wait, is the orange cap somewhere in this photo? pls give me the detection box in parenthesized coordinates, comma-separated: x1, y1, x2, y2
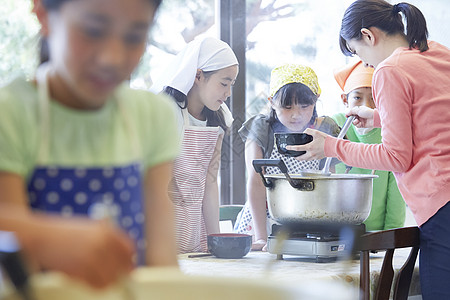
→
(333, 60, 374, 94)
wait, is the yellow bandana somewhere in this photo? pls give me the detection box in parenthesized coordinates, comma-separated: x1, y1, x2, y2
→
(269, 64, 321, 97)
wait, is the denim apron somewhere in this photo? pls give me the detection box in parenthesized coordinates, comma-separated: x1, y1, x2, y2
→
(170, 109, 221, 253)
(27, 66, 146, 265)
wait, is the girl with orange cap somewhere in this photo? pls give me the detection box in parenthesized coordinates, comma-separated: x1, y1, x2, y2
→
(332, 60, 405, 231)
(234, 64, 340, 251)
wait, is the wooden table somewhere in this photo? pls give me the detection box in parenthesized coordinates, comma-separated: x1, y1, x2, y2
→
(179, 249, 421, 299)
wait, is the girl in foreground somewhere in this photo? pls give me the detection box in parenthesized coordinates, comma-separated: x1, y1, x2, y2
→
(0, 0, 180, 286)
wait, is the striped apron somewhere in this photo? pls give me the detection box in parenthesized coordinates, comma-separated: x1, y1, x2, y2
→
(170, 109, 221, 253)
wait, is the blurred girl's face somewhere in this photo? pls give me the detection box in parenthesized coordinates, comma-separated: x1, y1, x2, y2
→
(39, 0, 156, 109)
(270, 100, 315, 132)
(195, 65, 238, 112)
(343, 87, 375, 109)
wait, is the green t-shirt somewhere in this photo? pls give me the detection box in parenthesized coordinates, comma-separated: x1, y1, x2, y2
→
(332, 113, 405, 230)
(0, 77, 180, 181)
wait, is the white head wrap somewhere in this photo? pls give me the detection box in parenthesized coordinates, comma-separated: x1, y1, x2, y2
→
(151, 36, 239, 95)
(151, 36, 239, 128)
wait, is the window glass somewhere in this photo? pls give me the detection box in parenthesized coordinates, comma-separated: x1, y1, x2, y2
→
(242, 0, 449, 117)
(0, 0, 39, 85)
(2, 0, 449, 109)
(1, 0, 449, 204)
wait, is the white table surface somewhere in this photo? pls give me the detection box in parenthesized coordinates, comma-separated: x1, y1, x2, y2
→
(179, 248, 421, 298)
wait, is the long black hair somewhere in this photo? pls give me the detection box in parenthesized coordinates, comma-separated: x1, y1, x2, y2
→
(269, 82, 318, 127)
(162, 70, 229, 131)
(339, 0, 429, 56)
(38, 0, 162, 64)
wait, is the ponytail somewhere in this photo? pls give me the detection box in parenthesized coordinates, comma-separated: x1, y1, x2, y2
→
(162, 86, 188, 109)
(339, 0, 428, 56)
(202, 107, 228, 132)
(395, 2, 428, 51)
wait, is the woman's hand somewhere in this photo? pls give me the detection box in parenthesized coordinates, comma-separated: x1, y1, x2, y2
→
(286, 128, 329, 161)
(346, 106, 374, 128)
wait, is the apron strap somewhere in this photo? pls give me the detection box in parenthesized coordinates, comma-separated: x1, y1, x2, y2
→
(35, 65, 142, 164)
(181, 108, 190, 126)
(36, 65, 51, 163)
(117, 99, 142, 159)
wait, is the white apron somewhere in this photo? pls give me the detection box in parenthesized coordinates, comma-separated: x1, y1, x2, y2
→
(170, 109, 222, 253)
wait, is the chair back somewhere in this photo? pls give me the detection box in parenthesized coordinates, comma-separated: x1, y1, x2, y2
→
(357, 226, 420, 300)
(219, 205, 244, 227)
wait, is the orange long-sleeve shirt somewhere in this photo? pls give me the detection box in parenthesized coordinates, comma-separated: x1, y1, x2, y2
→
(325, 41, 450, 226)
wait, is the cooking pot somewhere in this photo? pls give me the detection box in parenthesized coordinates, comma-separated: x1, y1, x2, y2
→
(253, 159, 377, 225)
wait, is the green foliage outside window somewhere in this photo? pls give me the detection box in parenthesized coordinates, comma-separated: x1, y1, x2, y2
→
(0, 0, 39, 85)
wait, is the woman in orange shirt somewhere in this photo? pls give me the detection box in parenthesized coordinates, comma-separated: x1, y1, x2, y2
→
(288, 1, 450, 299)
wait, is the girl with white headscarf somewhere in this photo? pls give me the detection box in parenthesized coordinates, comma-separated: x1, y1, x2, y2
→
(152, 36, 239, 253)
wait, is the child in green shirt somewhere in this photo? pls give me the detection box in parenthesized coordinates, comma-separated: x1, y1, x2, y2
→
(332, 60, 405, 230)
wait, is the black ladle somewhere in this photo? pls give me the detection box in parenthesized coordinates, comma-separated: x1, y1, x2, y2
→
(299, 115, 355, 177)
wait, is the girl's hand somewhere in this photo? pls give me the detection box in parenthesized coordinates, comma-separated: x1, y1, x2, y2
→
(286, 128, 328, 161)
(28, 217, 135, 289)
(346, 106, 374, 128)
(251, 239, 267, 251)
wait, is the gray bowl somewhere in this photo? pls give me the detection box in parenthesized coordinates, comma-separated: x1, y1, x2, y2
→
(275, 133, 313, 157)
(207, 233, 252, 259)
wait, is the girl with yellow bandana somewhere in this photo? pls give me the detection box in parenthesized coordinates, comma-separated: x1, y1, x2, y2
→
(234, 64, 340, 251)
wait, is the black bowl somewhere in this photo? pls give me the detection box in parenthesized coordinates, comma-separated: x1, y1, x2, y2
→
(207, 233, 252, 259)
(275, 133, 313, 157)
